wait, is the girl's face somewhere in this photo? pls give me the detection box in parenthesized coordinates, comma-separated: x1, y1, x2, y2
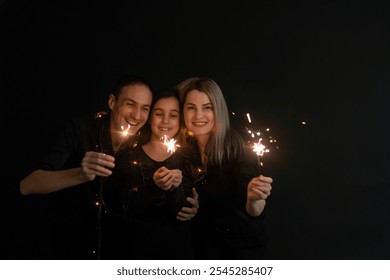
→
(150, 97, 180, 140)
(183, 90, 215, 139)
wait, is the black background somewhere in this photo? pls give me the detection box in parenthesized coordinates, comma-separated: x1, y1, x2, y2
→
(1, 0, 390, 259)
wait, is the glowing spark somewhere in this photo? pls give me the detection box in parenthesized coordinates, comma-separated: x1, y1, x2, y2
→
(253, 138, 269, 157)
(163, 135, 179, 154)
(247, 113, 252, 123)
(120, 124, 131, 136)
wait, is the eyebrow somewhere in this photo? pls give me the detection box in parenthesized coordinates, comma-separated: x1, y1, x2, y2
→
(154, 107, 180, 113)
(185, 102, 212, 107)
(124, 98, 151, 107)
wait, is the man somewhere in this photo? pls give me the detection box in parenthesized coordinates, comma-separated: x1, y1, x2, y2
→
(20, 75, 197, 259)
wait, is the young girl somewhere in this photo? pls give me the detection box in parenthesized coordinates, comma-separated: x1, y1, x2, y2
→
(104, 89, 199, 259)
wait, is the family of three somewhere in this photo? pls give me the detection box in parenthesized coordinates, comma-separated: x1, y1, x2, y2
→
(20, 74, 273, 260)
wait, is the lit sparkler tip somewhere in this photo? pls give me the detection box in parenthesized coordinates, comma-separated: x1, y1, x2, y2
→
(163, 135, 178, 154)
(121, 124, 131, 136)
(253, 138, 269, 157)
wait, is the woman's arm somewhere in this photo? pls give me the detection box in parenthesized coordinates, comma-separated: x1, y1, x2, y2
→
(245, 175, 273, 216)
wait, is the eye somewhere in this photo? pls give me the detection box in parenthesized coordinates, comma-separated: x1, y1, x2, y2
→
(170, 113, 179, 118)
(186, 105, 195, 110)
(204, 105, 213, 110)
(142, 107, 150, 112)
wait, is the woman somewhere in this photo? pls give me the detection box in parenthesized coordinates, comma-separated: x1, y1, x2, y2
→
(105, 89, 199, 259)
(177, 77, 273, 259)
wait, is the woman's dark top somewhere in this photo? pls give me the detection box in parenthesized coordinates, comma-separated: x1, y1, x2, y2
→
(190, 141, 268, 260)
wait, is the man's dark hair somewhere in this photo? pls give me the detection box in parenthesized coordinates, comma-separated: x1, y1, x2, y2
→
(111, 74, 153, 99)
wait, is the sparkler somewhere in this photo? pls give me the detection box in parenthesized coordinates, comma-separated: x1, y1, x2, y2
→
(163, 135, 180, 154)
(243, 112, 274, 174)
(115, 124, 131, 153)
(252, 137, 270, 171)
(120, 124, 131, 136)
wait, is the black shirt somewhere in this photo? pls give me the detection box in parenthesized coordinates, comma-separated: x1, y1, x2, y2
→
(29, 112, 112, 259)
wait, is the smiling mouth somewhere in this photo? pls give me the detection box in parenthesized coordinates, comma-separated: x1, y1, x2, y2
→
(158, 127, 172, 131)
(192, 122, 208, 127)
(126, 120, 140, 127)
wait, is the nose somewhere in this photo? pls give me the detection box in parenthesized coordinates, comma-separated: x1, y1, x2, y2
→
(162, 115, 169, 123)
(131, 106, 142, 120)
(195, 108, 203, 118)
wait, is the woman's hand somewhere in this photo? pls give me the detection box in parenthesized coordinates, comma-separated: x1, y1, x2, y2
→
(176, 188, 199, 221)
(246, 175, 273, 216)
(247, 175, 273, 201)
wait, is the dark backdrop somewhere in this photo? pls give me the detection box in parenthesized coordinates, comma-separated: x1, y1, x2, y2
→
(1, 0, 390, 259)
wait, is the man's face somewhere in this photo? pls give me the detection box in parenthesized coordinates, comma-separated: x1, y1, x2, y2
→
(109, 84, 153, 137)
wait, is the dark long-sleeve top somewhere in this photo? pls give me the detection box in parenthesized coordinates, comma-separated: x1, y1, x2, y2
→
(191, 143, 267, 258)
(24, 112, 113, 259)
(103, 145, 200, 230)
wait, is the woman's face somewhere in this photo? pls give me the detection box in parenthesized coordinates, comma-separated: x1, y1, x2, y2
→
(183, 90, 215, 139)
(149, 97, 180, 140)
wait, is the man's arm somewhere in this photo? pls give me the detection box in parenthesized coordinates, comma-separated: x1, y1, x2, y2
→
(20, 151, 115, 195)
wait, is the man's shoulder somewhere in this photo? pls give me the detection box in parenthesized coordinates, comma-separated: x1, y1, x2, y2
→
(66, 111, 108, 131)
